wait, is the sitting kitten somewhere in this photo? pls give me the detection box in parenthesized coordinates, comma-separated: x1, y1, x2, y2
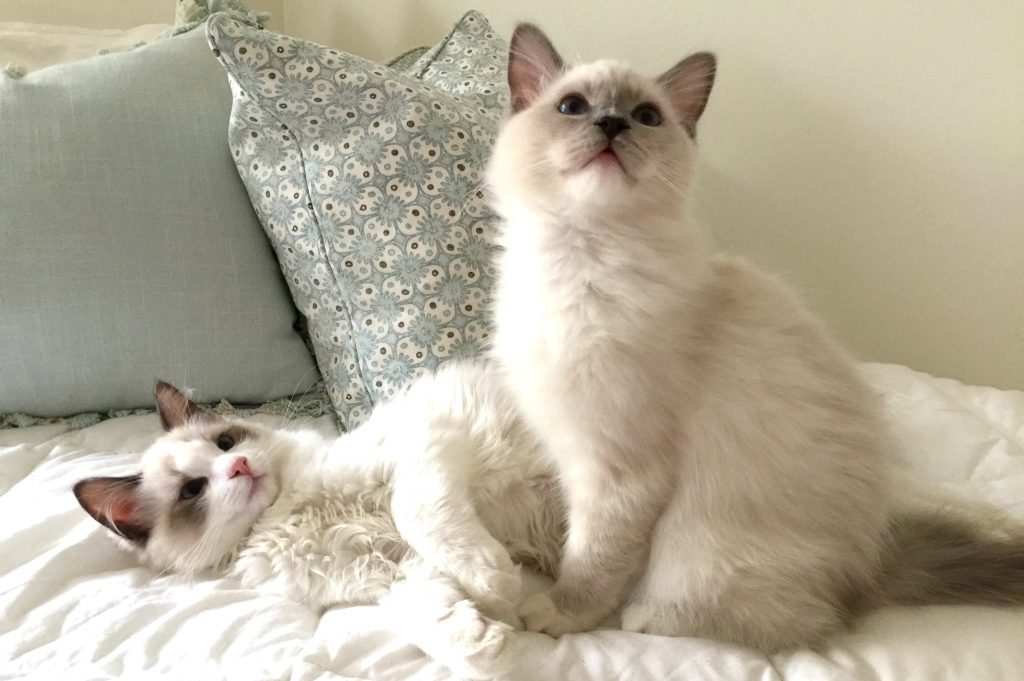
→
(488, 23, 1024, 650)
(73, 361, 562, 679)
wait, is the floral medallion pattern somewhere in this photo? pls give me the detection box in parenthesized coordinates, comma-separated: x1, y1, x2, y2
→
(207, 12, 509, 429)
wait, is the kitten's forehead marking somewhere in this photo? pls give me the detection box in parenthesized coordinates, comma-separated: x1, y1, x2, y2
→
(191, 421, 256, 445)
(165, 417, 257, 445)
(558, 60, 657, 112)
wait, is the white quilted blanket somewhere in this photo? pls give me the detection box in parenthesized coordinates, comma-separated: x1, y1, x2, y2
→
(2, 363, 1022, 680)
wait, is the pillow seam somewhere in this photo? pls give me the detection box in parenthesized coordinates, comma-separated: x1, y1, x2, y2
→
(249, 97, 373, 427)
(210, 21, 374, 428)
(411, 9, 479, 79)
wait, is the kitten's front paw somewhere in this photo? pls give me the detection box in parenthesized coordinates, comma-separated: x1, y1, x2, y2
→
(458, 547, 522, 614)
(441, 601, 519, 680)
(517, 591, 584, 637)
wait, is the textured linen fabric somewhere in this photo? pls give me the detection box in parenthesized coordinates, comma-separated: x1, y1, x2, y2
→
(207, 11, 509, 429)
(0, 24, 319, 417)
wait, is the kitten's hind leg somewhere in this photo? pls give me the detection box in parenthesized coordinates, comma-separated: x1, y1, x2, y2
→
(621, 527, 843, 652)
(381, 560, 519, 680)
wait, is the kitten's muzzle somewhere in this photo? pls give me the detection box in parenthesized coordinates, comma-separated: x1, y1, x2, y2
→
(595, 115, 630, 140)
(228, 456, 252, 479)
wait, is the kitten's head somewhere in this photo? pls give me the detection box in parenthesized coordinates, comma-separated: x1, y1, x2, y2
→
(73, 382, 284, 574)
(488, 23, 715, 221)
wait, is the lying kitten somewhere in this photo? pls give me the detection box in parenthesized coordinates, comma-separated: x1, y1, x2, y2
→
(488, 23, 1024, 650)
(73, 361, 562, 679)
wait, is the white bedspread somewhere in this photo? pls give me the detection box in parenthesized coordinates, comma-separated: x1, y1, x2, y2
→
(2, 363, 1023, 680)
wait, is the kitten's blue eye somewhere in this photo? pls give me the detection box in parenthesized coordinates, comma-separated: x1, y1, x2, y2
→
(558, 95, 590, 116)
(632, 104, 662, 127)
(180, 477, 206, 500)
(216, 434, 235, 451)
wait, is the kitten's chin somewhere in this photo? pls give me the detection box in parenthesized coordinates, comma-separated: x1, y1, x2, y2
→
(562, 158, 635, 208)
(247, 476, 279, 515)
(230, 474, 278, 527)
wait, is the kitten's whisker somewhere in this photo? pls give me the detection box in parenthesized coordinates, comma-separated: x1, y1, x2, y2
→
(282, 365, 321, 426)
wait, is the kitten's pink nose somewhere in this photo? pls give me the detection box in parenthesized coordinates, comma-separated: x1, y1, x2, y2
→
(228, 456, 251, 479)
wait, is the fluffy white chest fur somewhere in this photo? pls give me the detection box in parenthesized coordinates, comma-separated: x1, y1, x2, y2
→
(231, 475, 406, 607)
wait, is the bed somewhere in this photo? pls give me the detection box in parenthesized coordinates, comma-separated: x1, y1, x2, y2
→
(3, 362, 1023, 680)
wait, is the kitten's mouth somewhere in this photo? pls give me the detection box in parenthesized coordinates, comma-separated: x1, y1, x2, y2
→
(590, 146, 626, 173)
(246, 474, 265, 501)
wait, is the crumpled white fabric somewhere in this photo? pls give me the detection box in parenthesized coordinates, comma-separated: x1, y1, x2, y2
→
(1, 363, 1022, 680)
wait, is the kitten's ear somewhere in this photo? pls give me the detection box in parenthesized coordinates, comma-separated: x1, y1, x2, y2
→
(657, 52, 716, 137)
(508, 23, 564, 112)
(154, 380, 204, 431)
(73, 475, 151, 544)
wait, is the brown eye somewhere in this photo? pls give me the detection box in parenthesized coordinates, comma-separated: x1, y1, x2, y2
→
(216, 434, 235, 452)
(180, 477, 206, 500)
(557, 95, 590, 116)
(631, 104, 662, 127)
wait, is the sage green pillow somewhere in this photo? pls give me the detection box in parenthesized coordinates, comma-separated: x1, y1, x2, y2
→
(0, 24, 318, 417)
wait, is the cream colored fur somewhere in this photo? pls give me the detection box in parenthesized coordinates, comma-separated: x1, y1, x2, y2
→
(487, 24, 1024, 651)
(76, 362, 562, 679)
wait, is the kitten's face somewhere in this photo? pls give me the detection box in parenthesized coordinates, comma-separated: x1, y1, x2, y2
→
(135, 418, 282, 572)
(488, 24, 715, 223)
(74, 383, 285, 574)
(492, 60, 693, 216)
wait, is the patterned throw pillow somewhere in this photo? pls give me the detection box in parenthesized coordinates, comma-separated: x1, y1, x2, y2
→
(405, 11, 508, 109)
(207, 12, 510, 429)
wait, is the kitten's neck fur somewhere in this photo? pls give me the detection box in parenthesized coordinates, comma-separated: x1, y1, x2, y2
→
(276, 425, 395, 497)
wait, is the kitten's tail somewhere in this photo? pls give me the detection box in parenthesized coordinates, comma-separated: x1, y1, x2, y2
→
(869, 510, 1024, 611)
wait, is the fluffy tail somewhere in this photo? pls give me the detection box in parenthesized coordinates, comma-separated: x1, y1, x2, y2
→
(874, 510, 1024, 609)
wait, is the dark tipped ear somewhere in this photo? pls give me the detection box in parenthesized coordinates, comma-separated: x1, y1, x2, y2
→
(73, 475, 151, 544)
(656, 52, 716, 137)
(508, 23, 564, 112)
(154, 380, 203, 431)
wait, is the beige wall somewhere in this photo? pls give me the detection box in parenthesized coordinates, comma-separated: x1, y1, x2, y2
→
(4, 1, 1022, 389)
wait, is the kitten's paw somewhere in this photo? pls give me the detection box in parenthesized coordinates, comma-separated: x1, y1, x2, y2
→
(458, 548, 522, 613)
(440, 600, 519, 680)
(517, 591, 584, 637)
